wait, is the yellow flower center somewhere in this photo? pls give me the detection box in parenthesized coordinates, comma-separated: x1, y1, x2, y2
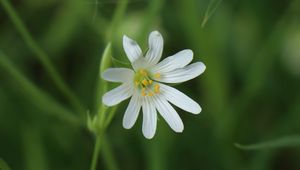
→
(134, 69, 160, 97)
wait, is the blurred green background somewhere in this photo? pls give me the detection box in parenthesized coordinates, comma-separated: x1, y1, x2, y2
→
(1, 0, 300, 169)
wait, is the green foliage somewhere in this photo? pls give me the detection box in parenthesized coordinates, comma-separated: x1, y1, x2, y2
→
(235, 136, 300, 150)
(0, 159, 11, 170)
(1, 0, 300, 169)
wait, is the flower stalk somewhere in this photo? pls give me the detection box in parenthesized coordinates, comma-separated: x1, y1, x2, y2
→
(89, 43, 118, 170)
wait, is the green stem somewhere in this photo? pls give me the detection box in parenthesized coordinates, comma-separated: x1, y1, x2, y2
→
(104, 107, 117, 128)
(0, 0, 85, 117)
(0, 52, 82, 126)
(90, 134, 103, 170)
(89, 0, 129, 169)
(0, 158, 11, 170)
(22, 124, 48, 170)
(102, 136, 118, 170)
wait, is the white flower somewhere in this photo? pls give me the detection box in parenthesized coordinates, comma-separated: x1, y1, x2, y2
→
(102, 31, 206, 139)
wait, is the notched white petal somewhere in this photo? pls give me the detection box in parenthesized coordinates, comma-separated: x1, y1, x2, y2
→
(102, 83, 133, 106)
(123, 35, 143, 63)
(102, 68, 134, 83)
(151, 49, 193, 73)
(123, 93, 141, 129)
(156, 62, 206, 83)
(145, 31, 164, 66)
(160, 84, 201, 114)
(142, 97, 157, 139)
(154, 96, 184, 133)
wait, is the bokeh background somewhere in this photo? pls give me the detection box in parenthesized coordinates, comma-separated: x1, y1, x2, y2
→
(1, 0, 300, 169)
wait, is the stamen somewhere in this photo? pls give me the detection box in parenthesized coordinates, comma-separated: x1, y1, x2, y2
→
(142, 79, 149, 86)
(154, 73, 161, 79)
(154, 84, 160, 93)
(139, 69, 147, 76)
(135, 69, 159, 97)
(148, 92, 154, 96)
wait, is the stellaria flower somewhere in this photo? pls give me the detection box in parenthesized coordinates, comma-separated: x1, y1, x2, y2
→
(102, 31, 206, 139)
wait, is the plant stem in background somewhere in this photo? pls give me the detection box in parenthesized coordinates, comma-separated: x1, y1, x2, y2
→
(235, 135, 300, 150)
(0, 0, 85, 118)
(105, 0, 128, 42)
(90, 0, 129, 168)
(90, 134, 103, 170)
(102, 136, 118, 170)
(201, 0, 223, 28)
(89, 41, 118, 169)
(0, 52, 82, 126)
(22, 124, 48, 170)
(0, 159, 11, 170)
(104, 107, 117, 128)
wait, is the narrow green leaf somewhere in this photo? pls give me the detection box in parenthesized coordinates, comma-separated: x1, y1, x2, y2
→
(98, 43, 113, 126)
(0, 0, 85, 116)
(111, 56, 131, 67)
(235, 135, 300, 150)
(90, 43, 114, 133)
(201, 0, 223, 28)
(95, 43, 112, 111)
(0, 52, 82, 126)
(0, 159, 11, 170)
(104, 106, 118, 128)
(100, 43, 112, 73)
(22, 125, 48, 170)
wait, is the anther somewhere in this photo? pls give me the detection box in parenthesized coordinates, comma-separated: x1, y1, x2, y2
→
(139, 69, 147, 76)
(141, 92, 147, 96)
(154, 73, 161, 79)
(142, 79, 149, 86)
(148, 92, 154, 97)
(154, 84, 160, 93)
(148, 80, 153, 84)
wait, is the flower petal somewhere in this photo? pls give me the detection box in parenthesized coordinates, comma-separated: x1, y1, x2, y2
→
(123, 93, 142, 129)
(142, 97, 157, 139)
(102, 68, 134, 83)
(153, 96, 184, 133)
(159, 84, 201, 114)
(155, 62, 206, 83)
(102, 82, 133, 106)
(145, 31, 164, 66)
(151, 49, 193, 73)
(123, 35, 143, 63)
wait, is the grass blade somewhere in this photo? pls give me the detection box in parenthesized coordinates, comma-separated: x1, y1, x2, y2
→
(0, 52, 82, 126)
(235, 136, 300, 150)
(201, 0, 223, 28)
(0, 159, 11, 170)
(0, 0, 85, 116)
